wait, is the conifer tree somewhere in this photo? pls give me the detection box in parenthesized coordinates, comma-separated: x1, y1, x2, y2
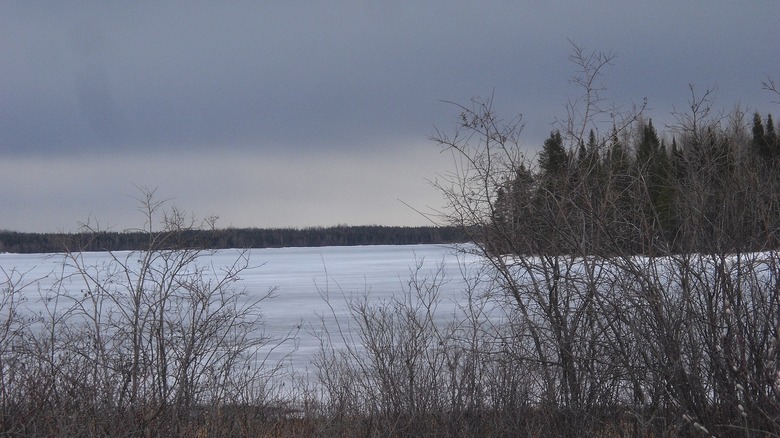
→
(766, 114, 777, 159)
(752, 112, 770, 161)
(577, 139, 587, 165)
(607, 126, 630, 175)
(752, 112, 765, 141)
(491, 163, 536, 254)
(633, 119, 674, 247)
(539, 130, 567, 177)
(587, 129, 598, 156)
(652, 138, 675, 241)
(579, 129, 600, 173)
(636, 119, 660, 168)
(604, 125, 634, 251)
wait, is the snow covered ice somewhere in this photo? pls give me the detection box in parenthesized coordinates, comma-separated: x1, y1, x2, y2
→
(0, 244, 483, 372)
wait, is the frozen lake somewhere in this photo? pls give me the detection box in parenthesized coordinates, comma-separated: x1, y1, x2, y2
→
(0, 244, 485, 373)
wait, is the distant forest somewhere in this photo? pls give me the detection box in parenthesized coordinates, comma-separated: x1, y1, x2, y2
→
(0, 225, 468, 254)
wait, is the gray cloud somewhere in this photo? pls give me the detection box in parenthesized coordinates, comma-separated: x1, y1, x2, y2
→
(1, 1, 778, 232)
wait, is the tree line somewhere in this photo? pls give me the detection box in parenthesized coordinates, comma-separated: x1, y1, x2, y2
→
(488, 110, 779, 256)
(0, 225, 467, 254)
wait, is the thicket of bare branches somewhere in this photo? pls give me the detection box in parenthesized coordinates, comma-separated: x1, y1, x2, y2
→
(423, 44, 780, 436)
(0, 189, 295, 436)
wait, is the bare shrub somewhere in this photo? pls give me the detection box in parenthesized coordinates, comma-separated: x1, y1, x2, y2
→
(312, 252, 563, 436)
(0, 189, 292, 436)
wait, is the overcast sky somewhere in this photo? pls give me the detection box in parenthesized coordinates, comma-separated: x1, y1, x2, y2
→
(1, 1, 778, 233)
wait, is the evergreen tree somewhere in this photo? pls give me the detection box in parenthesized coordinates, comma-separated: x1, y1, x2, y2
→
(607, 126, 628, 171)
(752, 112, 765, 143)
(766, 114, 777, 158)
(628, 119, 675, 250)
(493, 187, 509, 229)
(652, 138, 675, 242)
(752, 112, 772, 162)
(636, 119, 660, 168)
(604, 126, 635, 251)
(490, 163, 535, 254)
(587, 129, 598, 157)
(578, 129, 600, 173)
(539, 130, 567, 177)
(577, 139, 587, 165)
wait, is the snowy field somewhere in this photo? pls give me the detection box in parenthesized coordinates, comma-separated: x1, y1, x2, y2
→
(0, 244, 484, 373)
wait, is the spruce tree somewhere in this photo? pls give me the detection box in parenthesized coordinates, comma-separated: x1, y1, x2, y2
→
(587, 129, 598, 156)
(653, 138, 675, 242)
(606, 125, 633, 251)
(491, 163, 536, 255)
(636, 119, 660, 168)
(766, 114, 777, 160)
(539, 130, 567, 177)
(577, 139, 587, 166)
(752, 112, 770, 161)
(632, 119, 674, 250)
(579, 129, 600, 172)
